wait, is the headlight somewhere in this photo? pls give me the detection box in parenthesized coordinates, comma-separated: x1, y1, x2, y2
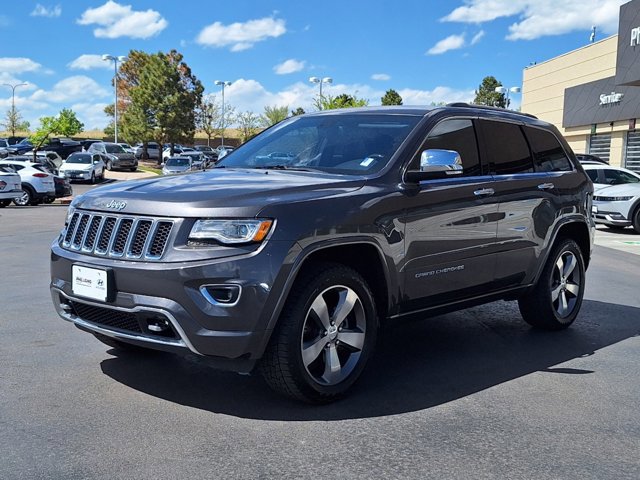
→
(593, 196, 634, 201)
(189, 219, 273, 244)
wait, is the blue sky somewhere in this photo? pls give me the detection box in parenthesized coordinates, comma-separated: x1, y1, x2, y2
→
(0, 0, 628, 129)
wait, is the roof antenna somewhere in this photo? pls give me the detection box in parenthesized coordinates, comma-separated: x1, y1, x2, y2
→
(590, 25, 596, 43)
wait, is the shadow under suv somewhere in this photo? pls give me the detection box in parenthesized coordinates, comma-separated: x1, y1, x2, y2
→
(50, 105, 595, 403)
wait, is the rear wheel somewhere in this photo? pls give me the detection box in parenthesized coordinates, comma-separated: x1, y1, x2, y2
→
(13, 185, 36, 206)
(518, 238, 586, 330)
(260, 263, 377, 403)
(0, 199, 10, 207)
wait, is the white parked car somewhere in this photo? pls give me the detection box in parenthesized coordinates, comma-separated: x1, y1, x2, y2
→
(162, 146, 194, 161)
(23, 150, 64, 172)
(0, 158, 55, 206)
(0, 164, 22, 207)
(59, 152, 105, 184)
(583, 164, 640, 232)
(134, 142, 161, 160)
(118, 143, 134, 154)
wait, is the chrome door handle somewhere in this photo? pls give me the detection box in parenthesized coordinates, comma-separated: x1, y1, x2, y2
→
(538, 183, 555, 190)
(473, 188, 495, 197)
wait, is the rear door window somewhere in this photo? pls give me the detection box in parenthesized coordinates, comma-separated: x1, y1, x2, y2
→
(478, 120, 533, 175)
(585, 169, 599, 183)
(524, 127, 572, 172)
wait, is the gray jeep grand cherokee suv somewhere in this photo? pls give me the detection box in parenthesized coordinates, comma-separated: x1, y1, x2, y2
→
(51, 105, 594, 403)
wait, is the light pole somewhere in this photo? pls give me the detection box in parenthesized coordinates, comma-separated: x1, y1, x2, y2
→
(309, 76, 333, 98)
(2, 82, 28, 136)
(494, 86, 521, 109)
(214, 80, 232, 148)
(102, 54, 127, 143)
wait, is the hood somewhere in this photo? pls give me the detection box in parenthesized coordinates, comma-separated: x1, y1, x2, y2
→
(73, 168, 365, 217)
(593, 183, 640, 197)
(111, 152, 135, 160)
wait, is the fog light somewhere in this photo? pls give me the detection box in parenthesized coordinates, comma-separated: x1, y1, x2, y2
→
(200, 284, 241, 306)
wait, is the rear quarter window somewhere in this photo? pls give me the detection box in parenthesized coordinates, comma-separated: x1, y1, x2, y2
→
(524, 126, 572, 172)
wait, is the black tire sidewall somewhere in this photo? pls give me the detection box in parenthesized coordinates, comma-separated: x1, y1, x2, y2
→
(281, 266, 377, 400)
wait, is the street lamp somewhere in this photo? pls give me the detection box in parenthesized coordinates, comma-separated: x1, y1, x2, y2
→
(214, 80, 232, 148)
(494, 86, 521, 109)
(2, 82, 28, 136)
(102, 54, 127, 143)
(309, 76, 333, 98)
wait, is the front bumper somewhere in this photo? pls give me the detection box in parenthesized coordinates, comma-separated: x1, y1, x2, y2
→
(50, 238, 295, 370)
(593, 209, 631, 226)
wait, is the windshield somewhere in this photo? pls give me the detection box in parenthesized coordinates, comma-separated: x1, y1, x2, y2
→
(218, 113, 420, 174)
(166, 157, 190, 167)
(66, 154, 92, 164)
(105, 144, 125, 153)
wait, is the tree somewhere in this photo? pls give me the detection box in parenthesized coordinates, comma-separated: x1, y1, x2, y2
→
(195, 95, 221, 146)
(261, 105, 288, 127)
(381, 89, 403, 106)
(314, 93, 369, 110)
(2, 106, 30, 136)
(473, 76, 507, 108)
(126, 50, 204, 161)
(236, 111, 261, 143)
(29, 108, 84, 161)
(291, 107, 306, 116)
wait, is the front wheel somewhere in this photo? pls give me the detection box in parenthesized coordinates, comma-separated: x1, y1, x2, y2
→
(260, 263, 378, 403)
(518, 238, 586, 330)
(632, 208, 640, 234)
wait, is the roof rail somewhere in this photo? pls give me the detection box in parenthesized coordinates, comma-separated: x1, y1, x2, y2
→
(445, 102, 538, 119)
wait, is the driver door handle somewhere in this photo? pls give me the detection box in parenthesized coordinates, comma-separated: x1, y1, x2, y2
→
(538, 183, 555, 190)
(473, 188, 495, 197)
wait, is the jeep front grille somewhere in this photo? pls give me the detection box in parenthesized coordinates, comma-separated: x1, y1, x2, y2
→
(63, 211, 174, 260)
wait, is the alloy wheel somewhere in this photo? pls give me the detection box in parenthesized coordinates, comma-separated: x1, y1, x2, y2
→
(300, 285, 367, 386)
(551, 250, 582, 318)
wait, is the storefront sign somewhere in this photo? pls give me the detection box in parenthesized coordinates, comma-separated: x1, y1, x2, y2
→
(600, 92, 624, 105)
(631, 26, 640, 46)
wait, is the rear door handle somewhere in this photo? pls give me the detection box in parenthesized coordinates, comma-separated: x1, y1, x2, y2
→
(473, 188, 495, 197)
(538, 183, 555, 190)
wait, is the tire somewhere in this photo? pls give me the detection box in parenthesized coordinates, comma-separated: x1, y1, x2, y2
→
(518, 238, 586, 330)
(129, 167, 137, 172)
(260, 263, 378, 403)
(632, 208, 640, 234)
(13, 185, 36, 206)
(43, 197, 55, 204)
(90, 172, 96, 184)
(92, 333, 151, 353)
(0, 199, 10, 207)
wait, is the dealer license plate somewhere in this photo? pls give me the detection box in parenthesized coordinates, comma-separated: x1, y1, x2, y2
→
(72, 265, 108, 301)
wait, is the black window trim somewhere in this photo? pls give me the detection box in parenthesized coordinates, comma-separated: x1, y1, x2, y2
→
(402, 114, 487, 185)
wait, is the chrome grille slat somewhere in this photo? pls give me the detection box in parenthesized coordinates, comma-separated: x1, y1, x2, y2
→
(61, 210, 174, 261)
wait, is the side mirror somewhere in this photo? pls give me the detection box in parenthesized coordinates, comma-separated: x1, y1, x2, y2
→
(406, 149, 463, 182)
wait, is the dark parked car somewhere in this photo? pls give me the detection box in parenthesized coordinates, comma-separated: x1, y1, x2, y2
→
(6, 138, 33, 155)
(51, 105, 594, 403)
(87, 142, 138, 171)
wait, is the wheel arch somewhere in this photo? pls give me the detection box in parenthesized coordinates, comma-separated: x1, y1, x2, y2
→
(260, 239, 395, 355)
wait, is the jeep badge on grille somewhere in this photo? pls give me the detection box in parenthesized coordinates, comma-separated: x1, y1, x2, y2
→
(105, 200, 127, 211)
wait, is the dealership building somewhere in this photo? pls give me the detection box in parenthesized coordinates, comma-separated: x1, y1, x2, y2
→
(521, 0, 640, 172)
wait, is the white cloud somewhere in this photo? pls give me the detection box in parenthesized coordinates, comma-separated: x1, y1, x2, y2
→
(30, 75, 109, 103)
(196, 17, 286, 51)
(221, 78, 474, 116)
(274, 59, 305, 75)
(77, 0, 168, 39)
(471, 30, 485, 45)
(0, 57, 43, 74)
(68, 54, 113, 71)
(371, 73, 391, 81)
(71, 102, 110, 129)
(427, 34, 466, 55)
(442, 0, 625, 40)
(31, 4, 62, 18)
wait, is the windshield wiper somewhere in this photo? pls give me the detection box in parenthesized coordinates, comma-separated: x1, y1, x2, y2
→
(252, 165, 318, 172)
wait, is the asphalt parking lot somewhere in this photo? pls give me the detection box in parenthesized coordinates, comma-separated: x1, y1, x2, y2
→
(1, 180, 639, 479)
